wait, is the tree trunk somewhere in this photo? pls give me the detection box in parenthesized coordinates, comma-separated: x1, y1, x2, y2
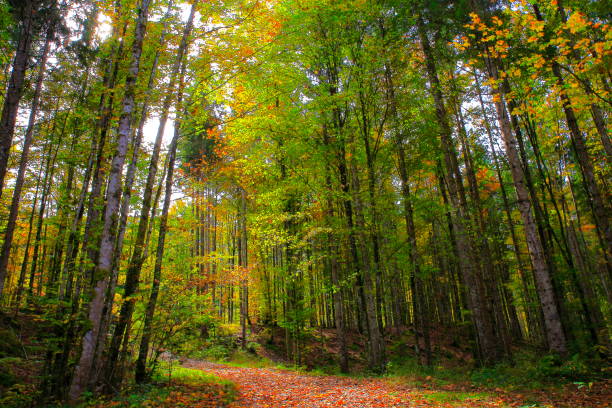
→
(384, 58, 431, 364)
(396, 142, 431, 365)
(0, 0, 35, 197)
(322, 124, 349, 373)
(453, 95, 513, 355)
(12, 155, 44, 310)
(69, 0, 152, 401)
(104, 2, 194, 385)
(28, 138, 60, 295)
(135, 96, 182, 384)
(484, 55, 568, 355)
(239, 187, 248, 350)
(417, 16, 500, 364)
(0, 26, 52, 297)
(472, 69, 541, 342)
(350, 158, 386, 373)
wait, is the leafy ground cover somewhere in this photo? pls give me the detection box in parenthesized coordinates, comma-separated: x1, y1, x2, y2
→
(182, 358, 611, 408)
(2, 312, 609, 408)
(84, 366, 236, 408)
(166, 323, 610, 408)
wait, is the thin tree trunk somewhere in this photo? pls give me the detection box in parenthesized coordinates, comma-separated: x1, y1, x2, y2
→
(0, 0, 35, 197)
(12, 155, 44, 310)
(135, 96, 183, 384)
(0, 26, 52, 297)
(239, 187, 248, 350)
(69, 0, 152, 400)
(384, 59, 431, 364)
(350, 158, 386, 372)
(453, 96, 513, 355)
(104, 1, 190, 385)
(417, 16, 500, 364)
(484, 55, 568, 355)
(355, 87, 385, 333)
(322, 124, 349, 373)
(28, 139, 60, 295)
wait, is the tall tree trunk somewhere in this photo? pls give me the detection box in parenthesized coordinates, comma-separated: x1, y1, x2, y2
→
(350, 158, 386, 373)
(82, 23, 129, 284)
(239, 187, 248, 350)
(12, 155, 44, 310)
(0, 26, 52, 297)
(28, 137, 60, 295)
(356, 88, 385, 333)
(384, 59, 431, 364)
(0, 0, 35, 197)
(135, 96, 183, 384)
(69, 0, 152, 400)
(533, 5, 611, 273)
(396, 142, 431, 366)
(104, 2, 194, 385)
(417, 16, 500, 364)
(484, 56, 568, 355)
(322, 124, 349, 373)
(453, 95, 513, 354)
(473, 69, 541, 342)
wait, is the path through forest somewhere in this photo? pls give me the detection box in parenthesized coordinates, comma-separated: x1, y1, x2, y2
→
(183, 359, 514, 408)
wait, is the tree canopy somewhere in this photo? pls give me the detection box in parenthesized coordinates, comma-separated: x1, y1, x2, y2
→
(0, 0, 609, 405)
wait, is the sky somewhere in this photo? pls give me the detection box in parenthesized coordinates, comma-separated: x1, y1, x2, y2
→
(143, 117, 176, 150)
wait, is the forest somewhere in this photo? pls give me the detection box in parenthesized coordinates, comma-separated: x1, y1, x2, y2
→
(0, 0, 610, 407)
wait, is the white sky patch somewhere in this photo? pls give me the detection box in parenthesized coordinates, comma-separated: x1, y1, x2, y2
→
(178, 2, 194, 21)
(141, 1, 194, 148)
(96, 12, 112, 42)
(142, 116, 175, 148)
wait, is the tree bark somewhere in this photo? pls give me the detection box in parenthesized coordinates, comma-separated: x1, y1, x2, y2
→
(472, 69, 541, 342)
(350, 158, 386, 372)
(533, 5, 611, 274)
(69, 0, 152, 401)
(0, 0, 35, 198)
(417, 16, 500, 364)
(135, 96, 182, 384)
(28, 133, 60, 295)
(104, 2, 192, 385)
(12, 153, 44, 310)
(322, 124, 349, 373)
(484, 56, 568, 355)
(0, 25, 52, 297)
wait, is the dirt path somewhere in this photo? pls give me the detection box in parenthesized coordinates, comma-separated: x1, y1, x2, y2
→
(182, 359, 513, 408)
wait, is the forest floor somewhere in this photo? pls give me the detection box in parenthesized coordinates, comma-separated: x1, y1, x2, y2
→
(1, 313, 610, 408)
(182, 358, 611, 408)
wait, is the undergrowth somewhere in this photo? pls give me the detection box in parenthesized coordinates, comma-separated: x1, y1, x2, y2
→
(79, 365, 236, 408)
(385, 350, 608, 392)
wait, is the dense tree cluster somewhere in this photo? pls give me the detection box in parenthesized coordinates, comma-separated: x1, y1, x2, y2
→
(0, 0, 609, 403)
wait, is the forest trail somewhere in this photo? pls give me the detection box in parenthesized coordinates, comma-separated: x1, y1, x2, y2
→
(183, 359, 509, 408)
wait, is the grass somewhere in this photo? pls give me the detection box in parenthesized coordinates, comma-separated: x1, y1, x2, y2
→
(378, 351, 611, 408)
(221, 350, 348, 377)
(420, 390, 493, 404)
(76, 364, 237, 408)
(155, 364, 235, 389)
(197, 347, 341, 379)
(383, 349, 605, 391)
(416, 391, 554, 408)
(222, 349, 278, 369)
